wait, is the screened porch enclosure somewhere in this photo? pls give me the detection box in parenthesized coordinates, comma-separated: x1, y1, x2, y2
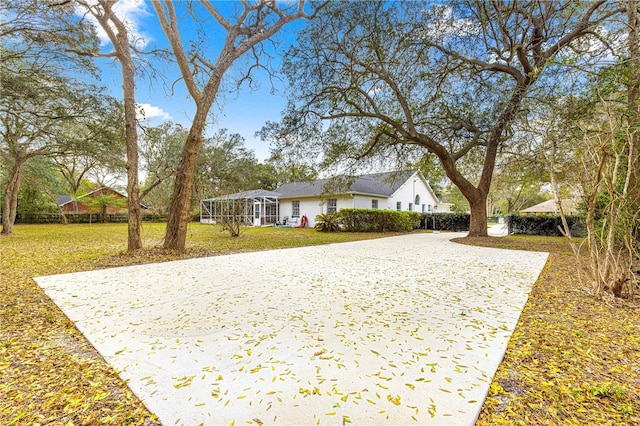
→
(200, 190, 280, 227)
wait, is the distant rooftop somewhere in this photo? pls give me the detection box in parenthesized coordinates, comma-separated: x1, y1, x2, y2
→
(520, 199, 578, 215)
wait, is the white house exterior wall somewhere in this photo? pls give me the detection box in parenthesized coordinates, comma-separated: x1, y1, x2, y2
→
(352, 195, 385, 209)
(436, 201, 452, 212)
(299, 199, 323, 226)
(278, 173, 450, 227)
(385, 172, 441, 212)
(334, 197, 354, 214)
(279, 198, 323, 225)
(279, 196, 353, 227)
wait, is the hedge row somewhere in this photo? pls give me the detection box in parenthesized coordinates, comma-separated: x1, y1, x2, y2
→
(332, 208, 420, 232)
(13, 213, 168, 224)
(419, 212, 470, 231)
(507, 214, 585, 237)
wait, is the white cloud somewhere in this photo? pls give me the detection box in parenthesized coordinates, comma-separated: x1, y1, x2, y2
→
(561, 25, 628, 64)
(136, 103, 171, 120)
(420, 4, 481, 41)
(76, 0, 151, 49)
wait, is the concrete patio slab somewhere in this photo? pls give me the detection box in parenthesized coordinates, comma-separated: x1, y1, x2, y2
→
(488, 223, 509, 237)
(35, 232, 547, 425)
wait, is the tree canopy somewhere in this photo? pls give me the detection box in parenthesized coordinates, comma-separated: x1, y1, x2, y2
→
(271, 0, 626, 236)
(1, 56, 120, 233)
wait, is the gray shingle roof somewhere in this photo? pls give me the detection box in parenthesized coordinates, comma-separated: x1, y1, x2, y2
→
(275, 170, 416, 198)
(58, 195, 72, 206)
(520, 199, 578, 215)
(203, 189, 281, 201)
(58, 188, 152, 208)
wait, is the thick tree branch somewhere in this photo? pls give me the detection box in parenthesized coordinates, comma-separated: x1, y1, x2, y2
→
(151, 0, 202, 102)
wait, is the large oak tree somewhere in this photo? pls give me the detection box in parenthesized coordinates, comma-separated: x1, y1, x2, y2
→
(1, 0, 99, 233)
(0, 63, 118, 233)
(274, 1, 624, 236)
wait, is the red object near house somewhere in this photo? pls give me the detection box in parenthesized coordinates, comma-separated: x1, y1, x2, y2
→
(296, 215, 308, 228)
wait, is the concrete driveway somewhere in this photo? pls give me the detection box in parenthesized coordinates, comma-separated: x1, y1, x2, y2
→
(35, 232, 547, 425)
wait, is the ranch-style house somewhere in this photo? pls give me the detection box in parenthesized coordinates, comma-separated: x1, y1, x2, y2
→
(200, 170, 451, 228)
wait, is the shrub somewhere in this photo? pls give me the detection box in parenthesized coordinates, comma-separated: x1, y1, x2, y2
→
(337, 209, 420, 232)
(507, 214, 585, 237)
(314, 213, 341, 232)
(420, 212, 470, 231)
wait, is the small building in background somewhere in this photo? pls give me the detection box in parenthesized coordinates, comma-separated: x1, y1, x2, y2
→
(519, 199, 579, 216)
(58, 187, 129, 215)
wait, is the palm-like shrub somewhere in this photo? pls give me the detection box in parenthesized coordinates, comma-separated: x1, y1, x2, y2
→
(314, 213, 341, 232)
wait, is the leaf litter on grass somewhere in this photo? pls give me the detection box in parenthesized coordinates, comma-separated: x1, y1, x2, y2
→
(455, 235, 640, 425)
(6, 224, 634, 424)
(0, 223, 392, 424)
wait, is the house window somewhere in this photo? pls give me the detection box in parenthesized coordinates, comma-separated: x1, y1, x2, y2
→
(422, 204, 426, 212)
(415, 194, 420, 205)
(409, 203, 413, 211)
(292, 200, 300, 217)
(371, 199, 378, 209)
(396, 201, 401, 211)
(427, 204, 432, 212)
(327, 198, 337, 215)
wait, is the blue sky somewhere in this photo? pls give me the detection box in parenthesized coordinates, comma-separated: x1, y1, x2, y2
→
(85, 1, 306, 162)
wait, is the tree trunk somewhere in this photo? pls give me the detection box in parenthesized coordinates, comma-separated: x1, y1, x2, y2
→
(120, 29, 142, 250)
(163, 113, 207, 250)
(124, 96, 142, 249)
(627, 0, 640, 224)
(1, 161, 22, 235)
(84, 1, 143, 250)
(44, 189, 68, 224)
(546, 139, 573, 240)
(468, 196, 489, 237)
(163, 71, 220, 251)
(448, 177, 489, 237)
(433, 145, 490, 237)
(152, 0, 316, 251)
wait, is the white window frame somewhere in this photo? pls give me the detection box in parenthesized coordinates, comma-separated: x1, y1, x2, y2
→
(371, 199, 378, 209)
(327, 198, 337, 215)
(292, 200, 300, 217)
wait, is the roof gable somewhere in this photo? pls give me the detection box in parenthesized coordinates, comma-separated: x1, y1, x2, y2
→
(57, 187, 127, 206)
